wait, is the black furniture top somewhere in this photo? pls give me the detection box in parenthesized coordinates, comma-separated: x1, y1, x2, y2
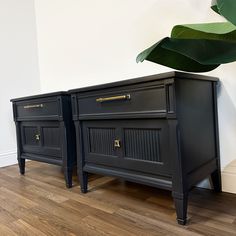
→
(11, 91, 68, 102)
(69, 71, 218, 93)
(69, 71, 221, 225)
(11, 91, 76, 188)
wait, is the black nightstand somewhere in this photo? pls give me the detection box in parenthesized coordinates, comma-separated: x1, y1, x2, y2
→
(70, 71, 221, 224)
(11, 92, 76, 188)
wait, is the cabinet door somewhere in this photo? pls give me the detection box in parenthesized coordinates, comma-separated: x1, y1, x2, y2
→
(21, 121, 62, 159)
(40, 121, 62, 158)
(82, 120, 120, 164)
(121, 120, 170, 176)
(82, 119, 171, 176)
(21, 122, 41, 154)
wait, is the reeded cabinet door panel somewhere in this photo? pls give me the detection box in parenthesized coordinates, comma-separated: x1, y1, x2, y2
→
(82, 119, 171, 176)
(120, 120, 170, 176)
(88, 127, 116, 156)
(123, 128, 161, 163)
(82, 121, 120, 164)
(40, 122, 62, 158)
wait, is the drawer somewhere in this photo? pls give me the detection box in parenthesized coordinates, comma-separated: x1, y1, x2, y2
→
(20, 121, 62, 159)
(76, 83, 169, 119)
(15, 97, 60, 120)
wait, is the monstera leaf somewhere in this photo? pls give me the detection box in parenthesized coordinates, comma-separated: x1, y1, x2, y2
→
(137, 0, 236, 72)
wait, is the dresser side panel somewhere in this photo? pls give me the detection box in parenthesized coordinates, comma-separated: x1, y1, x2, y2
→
(175, 78, 217, 174)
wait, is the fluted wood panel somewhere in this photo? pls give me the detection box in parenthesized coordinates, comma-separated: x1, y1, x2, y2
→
(42, 126, 60, 148)
(124, 128, 161, 162)
(23, 126, 38, 146)
(89, 128, 116, 156)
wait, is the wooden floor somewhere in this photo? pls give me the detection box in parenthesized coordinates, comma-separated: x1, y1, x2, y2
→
(0, 162, 236, 236)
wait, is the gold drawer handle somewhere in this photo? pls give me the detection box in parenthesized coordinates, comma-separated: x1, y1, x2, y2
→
(35, 134, 40, 141)
(96, 94, 131, 103)
(114, 139, 121, 148)
(24, 104, 44, 109)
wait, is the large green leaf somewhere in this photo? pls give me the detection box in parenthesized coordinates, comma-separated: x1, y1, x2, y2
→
(137, 34, 236, 71)
(211, 0, 236, 26)
(136, 38, 219, 72)
(171, 22, 236, 41)
(161, 37, 236, 64)
(137, 0, 236, 72)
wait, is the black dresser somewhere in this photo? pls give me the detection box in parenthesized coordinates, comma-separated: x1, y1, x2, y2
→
(11, 92, 76, 188)
(70, 71, 221, 225)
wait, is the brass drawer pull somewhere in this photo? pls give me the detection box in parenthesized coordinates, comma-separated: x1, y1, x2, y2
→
(114, 139, 121, 148)
(23, 104, 44, 109)
(35, 134, 40, 141)
(96, 94, 131, 103)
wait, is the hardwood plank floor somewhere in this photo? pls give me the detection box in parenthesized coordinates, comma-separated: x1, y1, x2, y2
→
(0, 161, 236, 236)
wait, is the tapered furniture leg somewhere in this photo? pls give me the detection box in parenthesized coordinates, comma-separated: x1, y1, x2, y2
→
(173, 192, 188, 225)
(74, 120, 88, 193)
(79, 171, 88, 193)
(65, 168, 73, 188)
(18, 158, 25, 175)
(211, 169, 222, 192)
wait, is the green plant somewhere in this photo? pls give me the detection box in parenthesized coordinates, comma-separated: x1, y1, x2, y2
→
(136, 0, 236, 72)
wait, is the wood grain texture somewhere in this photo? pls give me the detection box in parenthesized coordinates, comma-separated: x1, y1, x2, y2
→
(0, 161, 235, 235)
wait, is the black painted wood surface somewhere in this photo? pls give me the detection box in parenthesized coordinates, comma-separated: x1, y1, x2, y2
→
(11, 93, 76, 188)
(69, 71, 221, 225)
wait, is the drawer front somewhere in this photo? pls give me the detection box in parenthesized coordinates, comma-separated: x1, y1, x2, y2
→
(15, 98, 60, 120)
(77, 83, 168, 119)
(20, 121, 62, 159)
(82, 120, 171, 176)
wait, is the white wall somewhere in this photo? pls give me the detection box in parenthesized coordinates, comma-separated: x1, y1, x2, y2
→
(0, 0, 40, 166)
(34, 0, 225, 90)
(35, 0, 236, 193)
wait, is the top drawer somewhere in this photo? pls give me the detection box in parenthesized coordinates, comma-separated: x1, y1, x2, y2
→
(72, 82, 174, 120)
(13, 97, 61, 121)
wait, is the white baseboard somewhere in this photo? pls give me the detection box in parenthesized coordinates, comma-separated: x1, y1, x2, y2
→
(222, 159, 236, 194)
(0, 151, 17, 168)
(196, 163, 236, 194)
